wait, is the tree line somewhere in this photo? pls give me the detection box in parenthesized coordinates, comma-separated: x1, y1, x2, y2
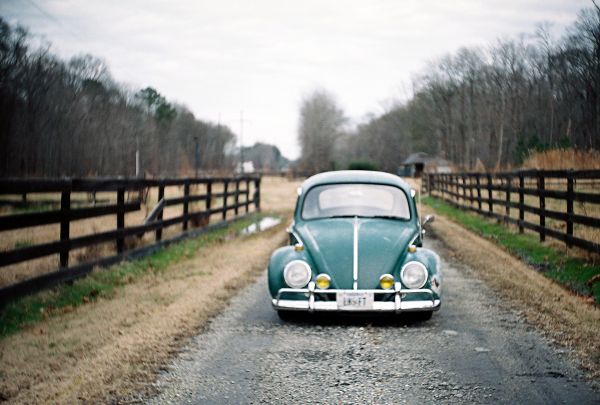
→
(298, 5, 600, 173)
(0, 18, 237, 178)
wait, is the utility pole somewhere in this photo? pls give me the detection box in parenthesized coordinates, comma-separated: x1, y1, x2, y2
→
(135, 133, 140, 177)
(237, 110, 251, 174)
(194, 135, 199, 178)
(240, 110, 244, 174)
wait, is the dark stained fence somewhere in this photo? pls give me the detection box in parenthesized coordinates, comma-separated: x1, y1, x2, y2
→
(0, 176, 261, 304)
(422, 170, 600, 253)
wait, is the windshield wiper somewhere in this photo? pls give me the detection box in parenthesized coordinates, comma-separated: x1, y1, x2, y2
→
(365, 215, 406, 220)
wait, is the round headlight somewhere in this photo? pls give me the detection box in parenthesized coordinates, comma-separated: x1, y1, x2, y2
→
(379, 274, 395, 290)
(400, 261, 428, 289)
(283, 260, 312, 288)
(315, 273, 331, 289)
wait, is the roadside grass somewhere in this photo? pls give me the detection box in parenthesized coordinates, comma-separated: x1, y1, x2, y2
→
(0, 213, 265, 338)
(422, 196, 600, 304)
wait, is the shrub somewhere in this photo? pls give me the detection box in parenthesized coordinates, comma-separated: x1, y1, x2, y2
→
(348, 161, 378, 171)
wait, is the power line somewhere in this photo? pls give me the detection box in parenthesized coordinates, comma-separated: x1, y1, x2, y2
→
(23, 0, 80, 40)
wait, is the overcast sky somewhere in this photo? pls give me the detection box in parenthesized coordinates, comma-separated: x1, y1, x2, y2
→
(0, 0, 590, 159)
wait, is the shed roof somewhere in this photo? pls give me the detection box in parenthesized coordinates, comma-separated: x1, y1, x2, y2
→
(402, 152, 431, 165)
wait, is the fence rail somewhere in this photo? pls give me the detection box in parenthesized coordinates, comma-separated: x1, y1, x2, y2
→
(422, 170, 600, 253)
(0, 176, 261, 304)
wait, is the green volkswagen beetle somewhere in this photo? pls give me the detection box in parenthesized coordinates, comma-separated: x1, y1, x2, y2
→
(268, 170, 441, 320)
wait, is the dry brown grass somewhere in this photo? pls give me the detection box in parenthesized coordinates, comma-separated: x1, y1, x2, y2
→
(422, 204, 600, 380)
(0, 176, 302, 404)
(522, 148, 600, 170)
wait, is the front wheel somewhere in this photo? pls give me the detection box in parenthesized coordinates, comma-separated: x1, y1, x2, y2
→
(412, 311, 433, 322)
(277, 310, 297, 321)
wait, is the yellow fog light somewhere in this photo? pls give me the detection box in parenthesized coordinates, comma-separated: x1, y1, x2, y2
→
(379, 274, 395, 290)
(315, 274, 331, 289)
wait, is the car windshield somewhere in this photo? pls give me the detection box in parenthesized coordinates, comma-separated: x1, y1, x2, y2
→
(301, 183, 411, 220)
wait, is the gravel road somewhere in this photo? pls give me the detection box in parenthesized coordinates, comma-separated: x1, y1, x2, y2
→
(146, 237, 598, 404)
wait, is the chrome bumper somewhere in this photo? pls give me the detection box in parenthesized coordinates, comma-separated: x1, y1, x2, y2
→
(272, 281, 441, 313)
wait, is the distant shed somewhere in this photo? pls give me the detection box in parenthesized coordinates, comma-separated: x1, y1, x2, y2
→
(398, 153, 454, 177)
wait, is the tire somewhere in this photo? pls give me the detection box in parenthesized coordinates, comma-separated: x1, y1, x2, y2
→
(277, 310, 297, 321)
(413, 311, 433, 322)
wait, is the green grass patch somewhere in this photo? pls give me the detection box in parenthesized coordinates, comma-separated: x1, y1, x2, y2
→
(0, 213, 268, 338)
(422, 196, 600, 304)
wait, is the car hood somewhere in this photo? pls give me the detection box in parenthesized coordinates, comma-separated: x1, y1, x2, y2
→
(295, 217, 417, 289)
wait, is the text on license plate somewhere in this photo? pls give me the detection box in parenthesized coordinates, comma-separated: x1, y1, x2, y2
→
(337, 291, 374, 310)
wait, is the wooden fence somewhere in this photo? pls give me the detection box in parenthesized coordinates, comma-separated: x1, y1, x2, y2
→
(0, 176, 261, 304)
(422, 170, 600, 253)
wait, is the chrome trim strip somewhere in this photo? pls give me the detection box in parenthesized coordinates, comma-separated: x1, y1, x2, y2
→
(408, 232, 420, 248)
(353, 216, 359, 290)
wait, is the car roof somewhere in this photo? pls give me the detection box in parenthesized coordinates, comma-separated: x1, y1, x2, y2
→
(300, 170, 412, 193)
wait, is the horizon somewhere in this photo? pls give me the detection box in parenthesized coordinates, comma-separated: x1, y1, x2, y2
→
(0, 0, 589, 160)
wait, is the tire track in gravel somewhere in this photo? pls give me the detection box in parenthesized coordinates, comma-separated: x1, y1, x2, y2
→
(146, 235, 598, 404)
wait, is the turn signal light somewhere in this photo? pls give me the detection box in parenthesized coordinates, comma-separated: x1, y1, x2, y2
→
(315, 274, 331, 289)
(379, 274, 395, 290)
(408, 245, 417, 253)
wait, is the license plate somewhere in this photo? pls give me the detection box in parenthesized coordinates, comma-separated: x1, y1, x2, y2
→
(337, 291, 374, 310)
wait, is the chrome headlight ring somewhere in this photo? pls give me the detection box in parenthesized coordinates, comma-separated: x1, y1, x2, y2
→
(400, 261, 428, 289)
(283, 260, 312, 288)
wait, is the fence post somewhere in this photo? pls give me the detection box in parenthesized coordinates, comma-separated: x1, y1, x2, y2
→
(156, 184, 165, 241)
(428, 174, 433, 195)
(182, 181, 190, 231)
(566, 171, 574, 247)
(245, 179, 251, 213)
(59, 190, 70, 268)
(222, 180, 229, 220)
(455, 175, 459, 204)
(468, 174, 474, 208)
(463, 175, 468, 207)
(206, 180, 212, 214)
(518, 172, 524, 233)
(476, 174, 482, 212)
(234, 179, 240, 216)
(440, 175, 445, 200)
(254, 177, 261, 211)
(504, 175, 510, 224)
(538, 172, 546, 242)
(116, 187, 125, 253)
(487, 173, 493, 214)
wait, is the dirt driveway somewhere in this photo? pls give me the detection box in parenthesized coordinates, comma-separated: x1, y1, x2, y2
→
(146, 235, 598, 404)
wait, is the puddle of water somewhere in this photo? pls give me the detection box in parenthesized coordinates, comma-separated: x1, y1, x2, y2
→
(241, 216, 281, 235)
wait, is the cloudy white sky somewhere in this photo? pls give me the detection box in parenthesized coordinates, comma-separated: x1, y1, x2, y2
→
(0, 0, 589, 159)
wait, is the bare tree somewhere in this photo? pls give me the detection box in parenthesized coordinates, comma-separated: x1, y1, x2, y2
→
(298, 89, 346, 173)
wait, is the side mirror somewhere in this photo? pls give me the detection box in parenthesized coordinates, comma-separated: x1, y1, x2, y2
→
(422, 215, 435, 227)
